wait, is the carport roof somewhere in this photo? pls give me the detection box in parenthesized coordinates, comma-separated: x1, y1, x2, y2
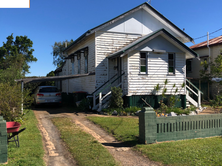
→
(15, 72, 95, 83)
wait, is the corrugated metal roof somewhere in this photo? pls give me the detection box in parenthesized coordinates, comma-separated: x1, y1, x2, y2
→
(15, 72, 95, 83)
(190, 35, 222, 49)
(107, 29, 198, 59)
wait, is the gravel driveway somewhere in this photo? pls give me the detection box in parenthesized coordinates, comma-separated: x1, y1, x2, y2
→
(33, 106, 161, 166)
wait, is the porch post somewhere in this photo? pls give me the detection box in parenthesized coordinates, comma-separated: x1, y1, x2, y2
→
(21, 81, 24, 114)
(99, 92, 102, 112)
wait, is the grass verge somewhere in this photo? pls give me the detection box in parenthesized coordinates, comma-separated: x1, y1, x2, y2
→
(51, 117, 118, 166)
(88, 116, 222, 166)
(87, 116, 139, 146)
(0, 110, 45, 166)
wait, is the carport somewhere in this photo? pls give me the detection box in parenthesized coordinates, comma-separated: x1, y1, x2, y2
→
(15, 72, 95, 112)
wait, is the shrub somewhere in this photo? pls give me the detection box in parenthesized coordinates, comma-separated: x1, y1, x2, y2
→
(78, 98, 90, 112)
(124, 106, 141, 114)
(0, 83, 33, 122)
(109, 87, 123, 109)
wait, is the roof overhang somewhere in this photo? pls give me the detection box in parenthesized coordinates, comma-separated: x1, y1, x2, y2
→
(107, 29, 198, 59)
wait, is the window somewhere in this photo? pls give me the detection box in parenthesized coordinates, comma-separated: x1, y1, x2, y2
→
(186, 60, 192, 72)
(71, 56, 75, 75)
(168, 53, 175, 74)
(140, 52, 147, 74)
(84, 48, 88, 73)
(77, 52, 81, 74)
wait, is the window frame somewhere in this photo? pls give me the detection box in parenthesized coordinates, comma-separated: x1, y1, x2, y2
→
(71, 56, 75, 75)
(168, 53, 175, 75)
(77, 52, 81, 74)
(186, 59, 192, 73)
(140, 52, 148, 74)
(84, 48, 88, 73)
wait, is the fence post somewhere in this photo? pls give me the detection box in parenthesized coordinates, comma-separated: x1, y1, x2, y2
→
(139, 107, 157, 144)
(0, 116, 7, 163)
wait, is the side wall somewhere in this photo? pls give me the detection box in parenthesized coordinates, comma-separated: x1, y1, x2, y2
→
(62, 34, 96, 94)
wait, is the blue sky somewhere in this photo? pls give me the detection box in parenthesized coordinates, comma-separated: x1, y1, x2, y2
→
(0, 0, 222, 77)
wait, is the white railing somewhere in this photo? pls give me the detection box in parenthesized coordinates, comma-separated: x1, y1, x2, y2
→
(186, 79, 203, 109)
(92, 72, 125, 111)
(97, 83, 122, 112)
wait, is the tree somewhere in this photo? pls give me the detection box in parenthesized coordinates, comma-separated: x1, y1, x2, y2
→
(200, 49, 222, 81)
(46, 70, 55, 86)
(0, 34, 37, 75)
(52, 39, 73, 67)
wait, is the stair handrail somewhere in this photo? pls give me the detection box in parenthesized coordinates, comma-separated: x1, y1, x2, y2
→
(95, 72, 125, 96)
(91, 73, 118, 96)
(186, 78, 203, 109)
(93, 72, 125, 110)
(186, 79, 203, 94)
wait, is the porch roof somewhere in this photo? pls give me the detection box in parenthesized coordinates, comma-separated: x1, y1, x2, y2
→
(107, 29, 198, 59)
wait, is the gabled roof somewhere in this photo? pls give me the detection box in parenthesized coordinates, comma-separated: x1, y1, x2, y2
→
(107, 29, 198, 59)
(64, 2, 194, 52)
(190, 35, 222, 49)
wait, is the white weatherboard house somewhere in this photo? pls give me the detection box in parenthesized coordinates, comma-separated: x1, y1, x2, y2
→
(55, 2, 202, 111)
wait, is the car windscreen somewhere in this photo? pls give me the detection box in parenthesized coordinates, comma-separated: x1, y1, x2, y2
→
(39, 87, 59, 93)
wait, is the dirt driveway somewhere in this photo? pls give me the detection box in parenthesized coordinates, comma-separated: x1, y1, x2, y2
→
(33, 106, 160, 166)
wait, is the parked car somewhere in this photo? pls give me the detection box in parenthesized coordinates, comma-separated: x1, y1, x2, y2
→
(33, 86, 62, 106)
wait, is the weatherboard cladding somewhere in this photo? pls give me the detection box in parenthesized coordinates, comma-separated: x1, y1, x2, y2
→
(64, 34, 96, 94)
(95, 31, 141, 89)
(127, 51, 186, 96)
(107, 29, 198, 59)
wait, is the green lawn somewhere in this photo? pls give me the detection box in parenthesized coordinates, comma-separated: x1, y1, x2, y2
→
(0, 110, 45, 166)
(88, 116, 222, 166)
(87, 116, 139, 146)
(51, 117, 119, 166)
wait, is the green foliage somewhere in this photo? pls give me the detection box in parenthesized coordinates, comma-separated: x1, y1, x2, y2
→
(109, 87, 123, 109)
(102, 108, 114, 115)
(0, 34, 37, 75)
(45, 70, 55, 86)
(52, 40, 73, 67)
(200, 49, 222, 81)
(24, 77, 42, 94)
(78, 98, 90, 111)
(102, 106, 140, 116)
(124, 106, 141, 114)
(0, 83, 33, 122)
(153, 80, 192, 114)
(210, 94, 222, 109)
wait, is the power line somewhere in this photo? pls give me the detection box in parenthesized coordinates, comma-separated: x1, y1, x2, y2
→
(194, 28, 222, 40)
